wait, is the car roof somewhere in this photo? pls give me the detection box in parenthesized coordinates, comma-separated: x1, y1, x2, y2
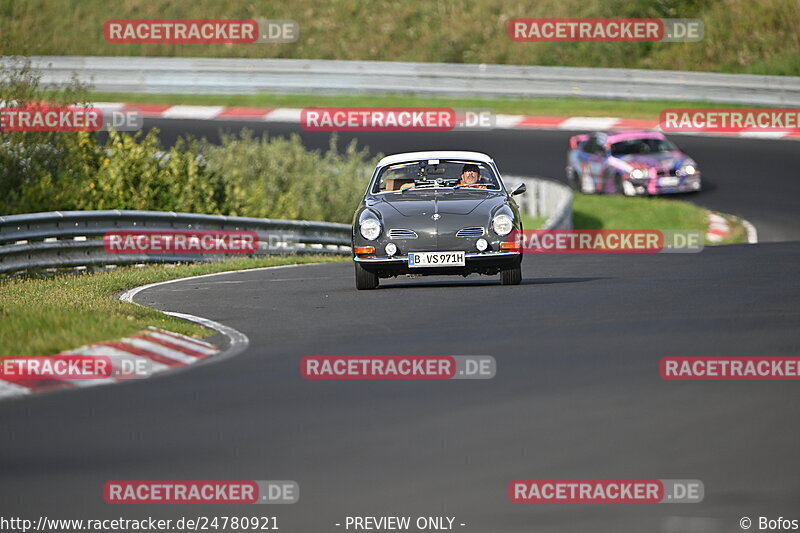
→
(377, 151, 494, 167)
(597, 130, 666, 142)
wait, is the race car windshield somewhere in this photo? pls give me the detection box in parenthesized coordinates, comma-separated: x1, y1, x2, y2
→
(374, 160, 500, 193)
(610, 138, 677, 156)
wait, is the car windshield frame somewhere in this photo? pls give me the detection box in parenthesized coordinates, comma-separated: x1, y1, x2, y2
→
(369, 159, 503, 195)
(609, 137, 678, 156)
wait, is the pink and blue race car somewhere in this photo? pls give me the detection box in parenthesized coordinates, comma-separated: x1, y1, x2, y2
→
(566, 130, 701, 196)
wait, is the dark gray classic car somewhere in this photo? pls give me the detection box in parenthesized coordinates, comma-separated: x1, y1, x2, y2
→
(352, 151, 526, 290)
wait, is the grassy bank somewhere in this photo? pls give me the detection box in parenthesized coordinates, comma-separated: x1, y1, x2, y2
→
(89, 92, 749, 120)
(2, 0, 798, 75)
(572, 194, 747, 244)
(0, 255, 347, 355)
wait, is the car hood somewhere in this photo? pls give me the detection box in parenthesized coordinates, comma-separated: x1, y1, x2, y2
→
(368, 189, 506, 217)
(613, 151, 688, 171)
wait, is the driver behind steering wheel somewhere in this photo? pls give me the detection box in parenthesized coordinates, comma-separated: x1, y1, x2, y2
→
(457, 163, 487, 188)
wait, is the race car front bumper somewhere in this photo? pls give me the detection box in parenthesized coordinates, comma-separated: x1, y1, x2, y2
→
(631, 174, 702, 195)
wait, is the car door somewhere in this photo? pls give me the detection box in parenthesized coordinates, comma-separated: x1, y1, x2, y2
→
(579, 135, 606, 193)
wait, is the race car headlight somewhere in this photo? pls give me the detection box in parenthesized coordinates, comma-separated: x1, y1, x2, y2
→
(492, 214, 513, 236)
(679, 164, 697, 176)
(629, 168, 647, 181)
(359, 218, 381, 240)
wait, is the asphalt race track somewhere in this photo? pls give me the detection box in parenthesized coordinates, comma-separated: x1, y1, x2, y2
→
(1, 120, 799, 533)
(146, 119, 800, 242)
(2, 243, 800, 532)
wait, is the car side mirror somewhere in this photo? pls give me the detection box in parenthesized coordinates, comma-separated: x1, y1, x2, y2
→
(510, 183, 527, 196)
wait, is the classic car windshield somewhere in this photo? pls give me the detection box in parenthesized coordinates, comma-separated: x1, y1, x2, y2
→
(373, 160, 500, 193)
(610, 138, 677, 156)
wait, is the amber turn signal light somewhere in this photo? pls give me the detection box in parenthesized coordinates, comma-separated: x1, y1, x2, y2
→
(354, 246, 376, 255)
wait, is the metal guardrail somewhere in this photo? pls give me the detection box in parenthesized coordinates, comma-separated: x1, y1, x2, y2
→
(0, 210, 351, 274)
(0, 177, 571, 274)
(505, 176, 573, 230)
(22, 56, 800, 105)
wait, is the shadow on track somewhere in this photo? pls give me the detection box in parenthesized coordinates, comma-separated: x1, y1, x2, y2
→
(377, 276, 608, 289)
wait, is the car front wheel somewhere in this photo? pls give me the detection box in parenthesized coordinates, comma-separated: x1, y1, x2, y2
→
(500, 263, 522, 285)
(566, 166, 580, 191)
(354, 262, 379, 290)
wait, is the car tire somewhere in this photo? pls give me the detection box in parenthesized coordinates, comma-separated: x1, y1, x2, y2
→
(566, 166, 579, 191)
(609, 174, 621, 195)
(355, 262, 379, 290)
(618, 175, 637, 197)
(500, 263, 522, 285)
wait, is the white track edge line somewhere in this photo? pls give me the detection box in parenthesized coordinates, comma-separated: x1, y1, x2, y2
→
(119, 264, 304, 303)
(1, 263, 324, 401)
(118, 263, 328, 367)
(742, 218, 759, 244)
(706, 210, 759, 245)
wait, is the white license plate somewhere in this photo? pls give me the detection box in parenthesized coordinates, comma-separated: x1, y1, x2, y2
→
(659, 177, 680, 187)
(408, 251, 465, 267)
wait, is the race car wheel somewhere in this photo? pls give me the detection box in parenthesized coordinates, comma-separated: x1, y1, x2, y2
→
(566, 166, 580, 191)
(609, 174, 622, 195)
(500, 263, 522, 285)
(618, 175, 637, 197)
(355, 262, 379, 290)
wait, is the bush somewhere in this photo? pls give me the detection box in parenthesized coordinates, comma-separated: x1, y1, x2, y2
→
(202, 131, 376, 223)
(0, 62, 379, 222)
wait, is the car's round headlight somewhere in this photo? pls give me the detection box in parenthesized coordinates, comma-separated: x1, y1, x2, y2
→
(630, 168, 646, 180)
(360, 218, 381, 240)
(681, 164, 696, 175)
(492, 214, 513, 236)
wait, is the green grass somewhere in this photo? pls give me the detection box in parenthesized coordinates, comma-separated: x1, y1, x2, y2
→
(572, 193, 747, 244)
(90, 92, 751, 120)
(1, 0, 798, 75)
(520, 213, 548, 229)
(0, 255, 347, 356)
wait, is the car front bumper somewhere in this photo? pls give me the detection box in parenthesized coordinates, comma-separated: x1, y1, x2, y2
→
(354, 251, 521, 277)
(631, 174, 702, 195)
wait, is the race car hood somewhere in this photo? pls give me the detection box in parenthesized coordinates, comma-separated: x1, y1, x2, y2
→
(611, 151, 689, 172)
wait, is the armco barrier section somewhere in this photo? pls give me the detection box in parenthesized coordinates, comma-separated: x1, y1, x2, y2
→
(505, 175, 573, 230)
(22, 56, 800, 105)
(0, 210, 351, 274)
(0, 177, 571, 274)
